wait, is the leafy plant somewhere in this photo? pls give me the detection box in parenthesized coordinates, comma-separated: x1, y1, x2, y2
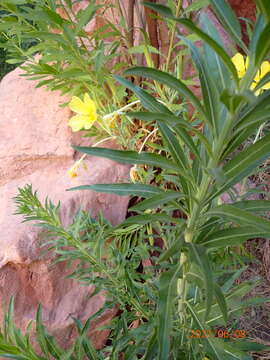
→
(65, 0, 270, 358)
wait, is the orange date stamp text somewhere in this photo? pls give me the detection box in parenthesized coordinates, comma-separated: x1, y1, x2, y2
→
(189, 329, 247, 339)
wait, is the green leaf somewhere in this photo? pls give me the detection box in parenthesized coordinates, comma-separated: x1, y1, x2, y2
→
(157, 263, 182, 360)
(43, 7, 64, 26)
(73, 146, 179, 172)
(142, 2, 174, 18)
(158, 122, 188, 171)
(131, 191, 183, 211)
(128, 45, 160, 55)
(209, 0, 246, 51)
(124, 67, 206, 116)
(120, 213, 182, 226)
(256, 0, 270, 23)
(184, 0, 210, 14)
(158, 235, 184, 263)
(201, 226, 269, 249)
(129, 112, 212, 157)
(75, 3, 96, 34)
(208, 132, 270, 201)
(181, 37, 218, 135)
(207, 204, 270, 232)
(255, 22, 270, 66)
(114, 75, 171, 114)
(214, 284, 228, 323)
(82, 338, 100, 360)
(187, 244, 213, 320)
(186, 303, 225, 360)
(176, 18, 238, 83)
(233, 200, 270, 213)
(68, 183, 164, 197)
(200, 13, 231, 94)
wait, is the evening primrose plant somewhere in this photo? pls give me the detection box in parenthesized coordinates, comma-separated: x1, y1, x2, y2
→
(67, 1, 270, 358)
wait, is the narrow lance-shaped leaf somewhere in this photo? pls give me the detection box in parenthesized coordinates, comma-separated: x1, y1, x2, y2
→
(255, 22, 270, 67)
(186, 302, 225, 360)
(200, 226, 270, 249)
(232, 200, 270, 213)
(200, 12, 231, 94)
(181, 37, 218, 137)
(186, 272, 228, 323)
(124, 67, 206, 116)
(73, 146, 179, 172)
(207, 132, 270, 202)
(209, 0, 247, 52)
(256, 0, 270, 23)
(129, 111, 212, 157)
(119, 213, 184, 227)
(131, 191, 183, 211)
(186, 243, 214, 321)
(206, 204, 270, 232)
(143, 3, 239, 82)
(157, 263, 182, 360)
(67, 183, 164, 197)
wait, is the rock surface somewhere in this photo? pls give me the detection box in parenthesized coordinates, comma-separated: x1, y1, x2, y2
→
(0, 67, 130, 350)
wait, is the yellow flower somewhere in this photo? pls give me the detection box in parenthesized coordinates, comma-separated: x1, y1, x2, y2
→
(231, 53, 247, 78)
(231, 53, 270, 94)
(68, 93, 97, 132)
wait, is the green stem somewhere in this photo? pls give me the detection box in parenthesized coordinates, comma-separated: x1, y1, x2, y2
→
(177, 109, 237, 323)
(165, 0, 183, 72)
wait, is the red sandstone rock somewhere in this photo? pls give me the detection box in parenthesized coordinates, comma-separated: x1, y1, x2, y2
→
(0, 66, 130, 350)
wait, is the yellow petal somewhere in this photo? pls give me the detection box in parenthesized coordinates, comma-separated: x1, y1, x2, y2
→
(69, 96, 90, 115)
(259, 61, 270, 90)
(231, 53, 246, 78)
(83, 117, 96, 129)
(68, 115, 88, 132)
(260, 61, 270, 78)
(83, 93, 97, 114)
(245, 56, 249, 70)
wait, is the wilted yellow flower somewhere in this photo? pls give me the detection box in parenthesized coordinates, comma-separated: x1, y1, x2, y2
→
(130, 165, 140, 183)
(68, 167, 78, 179)
(232, 53, 270, 94)
(68, 163, 79, 179)
(67, 154, 86, 179)
(68, 93, 97, 132)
